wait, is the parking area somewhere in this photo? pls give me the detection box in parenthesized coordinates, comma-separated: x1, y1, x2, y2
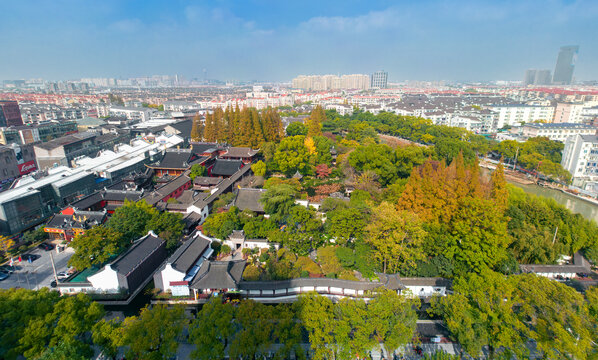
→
(0, 247, 75, 290)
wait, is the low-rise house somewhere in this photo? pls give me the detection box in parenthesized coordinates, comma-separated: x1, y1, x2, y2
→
(210, 159, 244, 178)
(142, 174, 192, 206)
(220, 147, 258, 164)
(232, 188, 266, 214)
(520, 252, 592, 279)
(146, 148, 208, 177)
(190, 260, 246, 297)
(193, 176, 223, 191)
(59, 231, 167, 296)
(154, 231, 213, 296)
(44, 210, 107, 242)
(223, 230, 279, 252)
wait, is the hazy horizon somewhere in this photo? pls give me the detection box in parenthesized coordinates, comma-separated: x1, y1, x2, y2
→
(1, 0, 597, 82)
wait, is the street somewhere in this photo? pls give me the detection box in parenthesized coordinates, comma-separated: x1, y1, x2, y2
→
(0, 247, 74, 290)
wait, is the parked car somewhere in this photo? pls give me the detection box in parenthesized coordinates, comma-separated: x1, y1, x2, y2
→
(38, 243, 55, 251)
(0, 272, 9, 281)
(20, 254, 40, 262)
(56, 271, 70, 279)
(50, 278, 68, 288)
(0, 265, 16, 274)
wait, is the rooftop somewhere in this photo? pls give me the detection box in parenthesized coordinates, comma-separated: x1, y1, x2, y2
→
(233, 188, 266, 213)
(112, 231, 165, 276)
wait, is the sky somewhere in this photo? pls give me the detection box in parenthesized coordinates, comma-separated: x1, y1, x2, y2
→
(1, 0, 597, 82)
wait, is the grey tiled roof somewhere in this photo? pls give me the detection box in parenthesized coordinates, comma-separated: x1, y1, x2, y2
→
(168, 234, 211, 273)
(191, 260, 246, 290)
(112, 232, 165, 276)
(233, 188, 266, 213)
(211, 159, 244, 177)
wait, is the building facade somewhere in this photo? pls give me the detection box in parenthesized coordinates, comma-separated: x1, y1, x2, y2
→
(553, 102, 585, 123)
(489, 104, 555, 130)
(370, 71, 388, 89)
(521, 123, 595, 142)
(0, 101, 24, 127)
(561, 134, 598, 184)
(553, 45, 579, 85)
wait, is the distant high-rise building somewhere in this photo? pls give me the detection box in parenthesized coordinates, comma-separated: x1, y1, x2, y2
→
(524, 69, 552, 86)
(292, 74, 370, 91)
(534, 70, 552, 85)
(553, 45, 579, 85)
(524, 69, 537, 86)
(0, 101, 24, 127)
(370, 70, 388, 88)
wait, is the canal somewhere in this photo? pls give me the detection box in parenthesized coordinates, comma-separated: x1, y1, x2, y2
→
(510, 182, 598, 223)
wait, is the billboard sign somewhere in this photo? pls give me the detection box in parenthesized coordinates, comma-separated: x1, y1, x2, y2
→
(18, 160, 37, 175)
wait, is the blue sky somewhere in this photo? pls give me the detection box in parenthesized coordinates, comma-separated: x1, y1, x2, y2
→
(1, 0, 597, 82)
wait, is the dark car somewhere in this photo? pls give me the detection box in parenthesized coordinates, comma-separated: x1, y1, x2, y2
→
(0, 272, 9, 281)
(21, 254, 40, 262)
(0, 265, 16, 274)
(38, 243, 55, 251)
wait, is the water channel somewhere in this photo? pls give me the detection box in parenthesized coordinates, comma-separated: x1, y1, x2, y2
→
(509, 182, 598, 223)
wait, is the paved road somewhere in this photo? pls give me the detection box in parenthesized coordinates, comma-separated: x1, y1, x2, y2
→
(0, 247, 74, 290)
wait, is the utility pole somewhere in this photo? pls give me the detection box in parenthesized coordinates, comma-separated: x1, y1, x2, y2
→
(513, 147, 519, 171)
(552, 226, 559, 245)
(50, 251, 58, 284)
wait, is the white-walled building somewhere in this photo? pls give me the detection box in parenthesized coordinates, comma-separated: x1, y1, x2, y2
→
(489, 104, 555, 130)
(154, 231, 213, 295)
(561, 134, 598, 184)
(553, 102, 585, 123)
(521, 123, 596, 142)
(59, 231, 167, 295)
(325, 104, 354, 116)
(110, 106, 155, 122)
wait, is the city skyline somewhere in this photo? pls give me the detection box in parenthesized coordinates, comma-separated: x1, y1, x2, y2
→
(1, 0, 597, 82)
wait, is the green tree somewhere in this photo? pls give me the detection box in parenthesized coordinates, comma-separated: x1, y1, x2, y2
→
(229, 301, 275, 359)
(107, 199, 158, 241)
(0, 288, 61, 359)
(243, 216, 277, 238)
(286, 122, 308, 136)
(271, 304, 305, 360)
(0, 235, 15, 258)
(326, 207, 368, 244)
(145, 211, 184, 248)
(299, 292, 337, 360)
(273, 135, 311, 176)
(20, 293, 104, 359)
(189, 297, 235, 360)
(430, 270, 529, 359)
(190, 115, 203, 141)
(369, 288, 420, 358)
(92, 318, 122, 360)
(365, 202, 426, 274)
(514, 274, 594, 359)
(68, 226, 125, 270)
(335, 298, 374, 359)
(251, 160, 267, 177)
(119, 305, 186, 360)
(260, 184, 297, 220)
(38, 341, 90, 360)
(189, 164, 207, 180)
(348, 143, 398, 186)
(306, 105, 325, 137)
(201, 208, 241, 240)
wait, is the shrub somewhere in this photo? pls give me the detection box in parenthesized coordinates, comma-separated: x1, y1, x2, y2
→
(221, 244, 232, 254)
(295, 256, 322, 274)
(243, 265, 262, 281)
